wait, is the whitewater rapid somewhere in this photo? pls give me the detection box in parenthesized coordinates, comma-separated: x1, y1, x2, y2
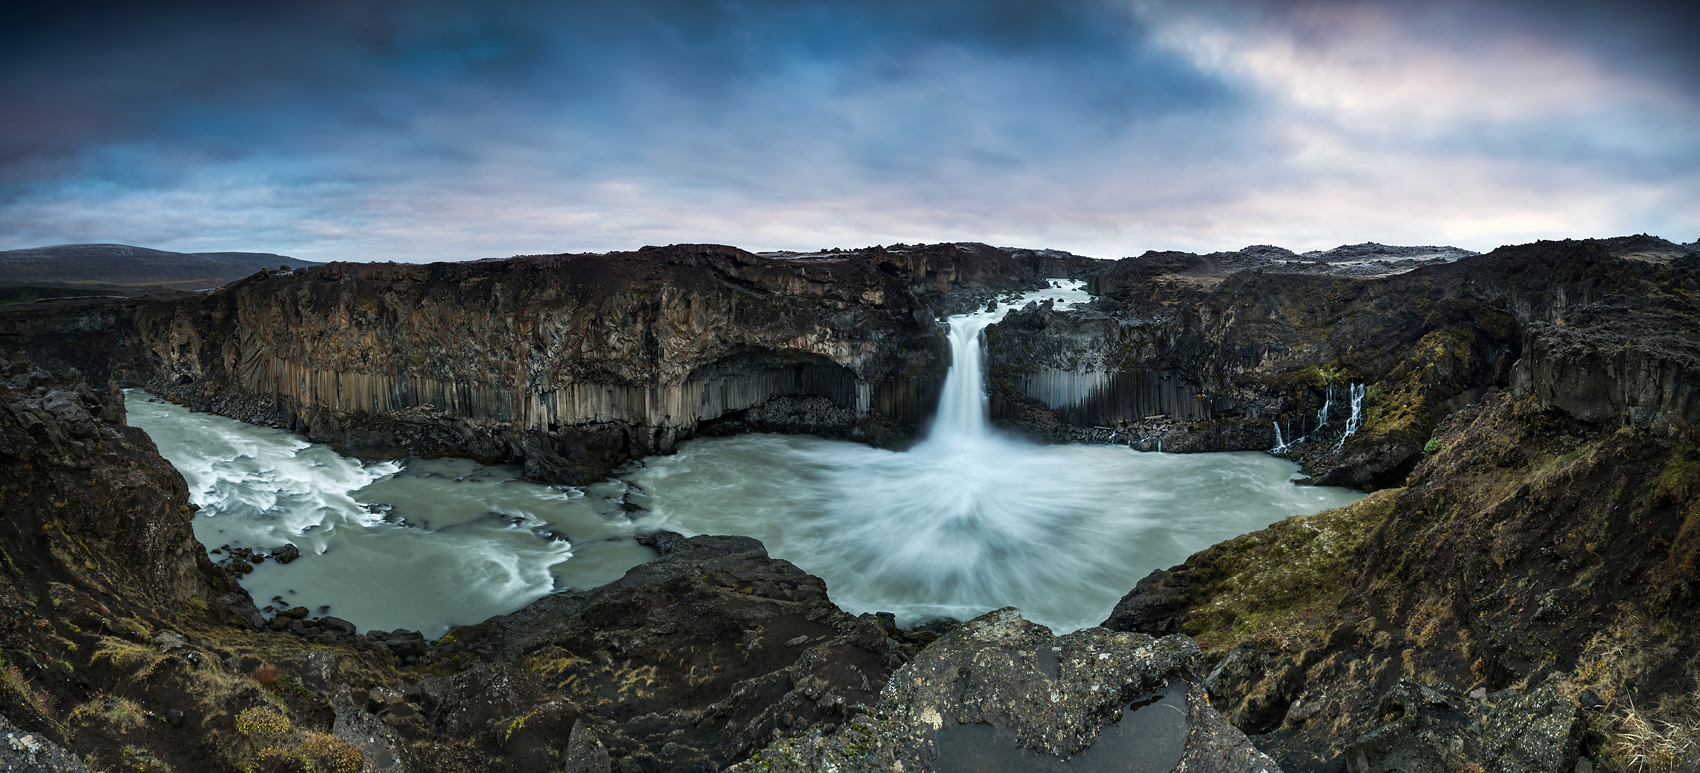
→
(126, 395, 655, 637)
(623, 281, 1363, 631)
(128, 277, 1362, 637)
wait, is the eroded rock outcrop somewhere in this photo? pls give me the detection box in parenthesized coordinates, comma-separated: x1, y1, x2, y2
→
(0, 355, 238, 611)
(732, 608, 1278, 773)
(1342, 679, 1587, 773)
(380, 531, 921, 772)
(0, 354, 410, 773)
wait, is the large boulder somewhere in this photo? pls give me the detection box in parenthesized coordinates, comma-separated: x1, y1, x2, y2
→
(732, 608, 1279, 773)
(406, 531, 921, 771)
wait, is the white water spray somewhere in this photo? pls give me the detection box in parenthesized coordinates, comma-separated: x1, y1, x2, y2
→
(1333, 383, 1367, 451)
(126, 394, 654, 637)
(628, 280, 1363, 632)
(1316, 382, 1335, 429)
(925, 311, 1002, 446)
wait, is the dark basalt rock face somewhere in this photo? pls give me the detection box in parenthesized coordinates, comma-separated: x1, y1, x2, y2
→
(0, 242, 1094, 485)
(1103, 388, 1700, 772)
(0, 354, 240, 612)
(986, 238, 1700, 489)
(731, 608, 1278, 773)
(113, 244, 954, 484)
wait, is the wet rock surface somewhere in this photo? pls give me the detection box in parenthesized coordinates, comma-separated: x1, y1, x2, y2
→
(731, 607, 1278, 773)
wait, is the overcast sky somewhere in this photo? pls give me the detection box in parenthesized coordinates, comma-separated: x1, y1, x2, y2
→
(2, 0, 1696, 262)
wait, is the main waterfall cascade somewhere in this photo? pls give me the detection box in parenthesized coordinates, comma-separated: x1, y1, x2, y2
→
(625, 280, 1363, 631)
(130, 278, 1363, 637)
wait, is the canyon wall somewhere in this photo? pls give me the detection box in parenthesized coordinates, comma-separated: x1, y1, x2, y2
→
(985, 239, 1700, 488)
(109, 245, 954, 483)
(59, 242, 1095, 484)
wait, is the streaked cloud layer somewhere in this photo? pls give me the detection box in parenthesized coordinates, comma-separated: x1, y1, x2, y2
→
(2, 0, 1695, 262)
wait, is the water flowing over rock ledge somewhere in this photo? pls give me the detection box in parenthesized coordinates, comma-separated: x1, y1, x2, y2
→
(104, 245, 1029, 483)
(6, 243, 1090, 484)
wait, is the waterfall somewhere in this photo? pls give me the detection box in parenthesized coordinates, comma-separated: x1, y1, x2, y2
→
(1271, 381, 1366, 456)
(923, 313, 1000, 446)
(1333, 383, 1367, 451)
(1316, 382, 1335, 429)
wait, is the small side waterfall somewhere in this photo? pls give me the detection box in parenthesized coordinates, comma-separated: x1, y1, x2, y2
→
(1272, 381, 1367, 456)
(1316, 382, 1335, 429)
(1333, 383, 1367, 451)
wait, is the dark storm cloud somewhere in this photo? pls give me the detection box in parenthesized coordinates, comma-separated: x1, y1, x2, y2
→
(0, 0, 1695, 259)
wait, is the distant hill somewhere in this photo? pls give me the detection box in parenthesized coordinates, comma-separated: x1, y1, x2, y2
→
(0, 243, 318, 302)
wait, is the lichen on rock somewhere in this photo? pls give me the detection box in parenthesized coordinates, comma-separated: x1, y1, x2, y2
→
(733, 608, 1279, 773)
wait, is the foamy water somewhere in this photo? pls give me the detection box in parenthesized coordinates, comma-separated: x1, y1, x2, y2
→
(126, 396, 655, 637)
(127, 278, 1360, 637)
(623, 281, 1363, 631)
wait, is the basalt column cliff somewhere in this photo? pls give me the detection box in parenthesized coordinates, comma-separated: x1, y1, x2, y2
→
(984, 238, 1700, 489)
(113, 245, 977, 483)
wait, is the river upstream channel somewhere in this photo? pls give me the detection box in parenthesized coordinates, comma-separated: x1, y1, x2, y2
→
(126, 282, 1363, 639)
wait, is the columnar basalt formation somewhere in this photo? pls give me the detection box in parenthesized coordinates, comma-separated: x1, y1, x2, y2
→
(985, 238, 1700, 488)
(67, 242, 1100, 484)
(107, 245, 958, 483)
